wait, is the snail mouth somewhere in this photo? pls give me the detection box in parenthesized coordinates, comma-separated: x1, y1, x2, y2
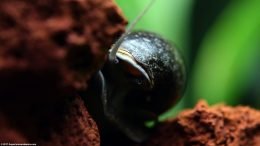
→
(116, 48, 153, 88)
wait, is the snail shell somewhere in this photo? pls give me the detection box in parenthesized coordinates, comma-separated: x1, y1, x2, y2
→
(101, 31, 186, 142)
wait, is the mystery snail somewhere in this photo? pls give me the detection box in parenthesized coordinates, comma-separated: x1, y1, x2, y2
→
(81, 0, 186, 143)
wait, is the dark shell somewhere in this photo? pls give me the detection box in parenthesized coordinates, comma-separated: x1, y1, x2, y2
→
(119, 31, 186, 114)
(100, 31, 186, 142)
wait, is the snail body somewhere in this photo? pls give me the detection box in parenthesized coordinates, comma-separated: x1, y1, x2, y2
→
(82, 0, 186, 143)
(100, 31, 186, 142)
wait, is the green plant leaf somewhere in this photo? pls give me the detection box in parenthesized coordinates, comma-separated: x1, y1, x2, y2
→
(192, 0, 260, 105)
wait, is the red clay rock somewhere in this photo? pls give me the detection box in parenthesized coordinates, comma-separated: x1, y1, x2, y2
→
(141, 100, 260, 146)
(0, 0, 126, 145)
(0, 0, 126, 93)
(39, 96, 100, 146)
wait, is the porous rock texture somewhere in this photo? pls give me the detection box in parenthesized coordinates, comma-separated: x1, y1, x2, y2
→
(140, 100, 260, 146)
(0, 0, 126, 145)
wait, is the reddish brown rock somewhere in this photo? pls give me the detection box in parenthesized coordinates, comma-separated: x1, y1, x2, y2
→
(0, 0, 126, 94)
(141, 100, 260, 146)
(0, 97, 100, 146)
(0, 0, 126, 145)
(39, 96, 100, 146)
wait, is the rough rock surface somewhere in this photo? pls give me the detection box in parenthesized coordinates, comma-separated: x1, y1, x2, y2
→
(0, 0, 126, 145)
(0, 0, 126, 92)
(141, 100, 260, 146)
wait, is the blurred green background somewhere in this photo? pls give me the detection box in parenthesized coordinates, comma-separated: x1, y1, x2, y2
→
(115, 0, 260, 120)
